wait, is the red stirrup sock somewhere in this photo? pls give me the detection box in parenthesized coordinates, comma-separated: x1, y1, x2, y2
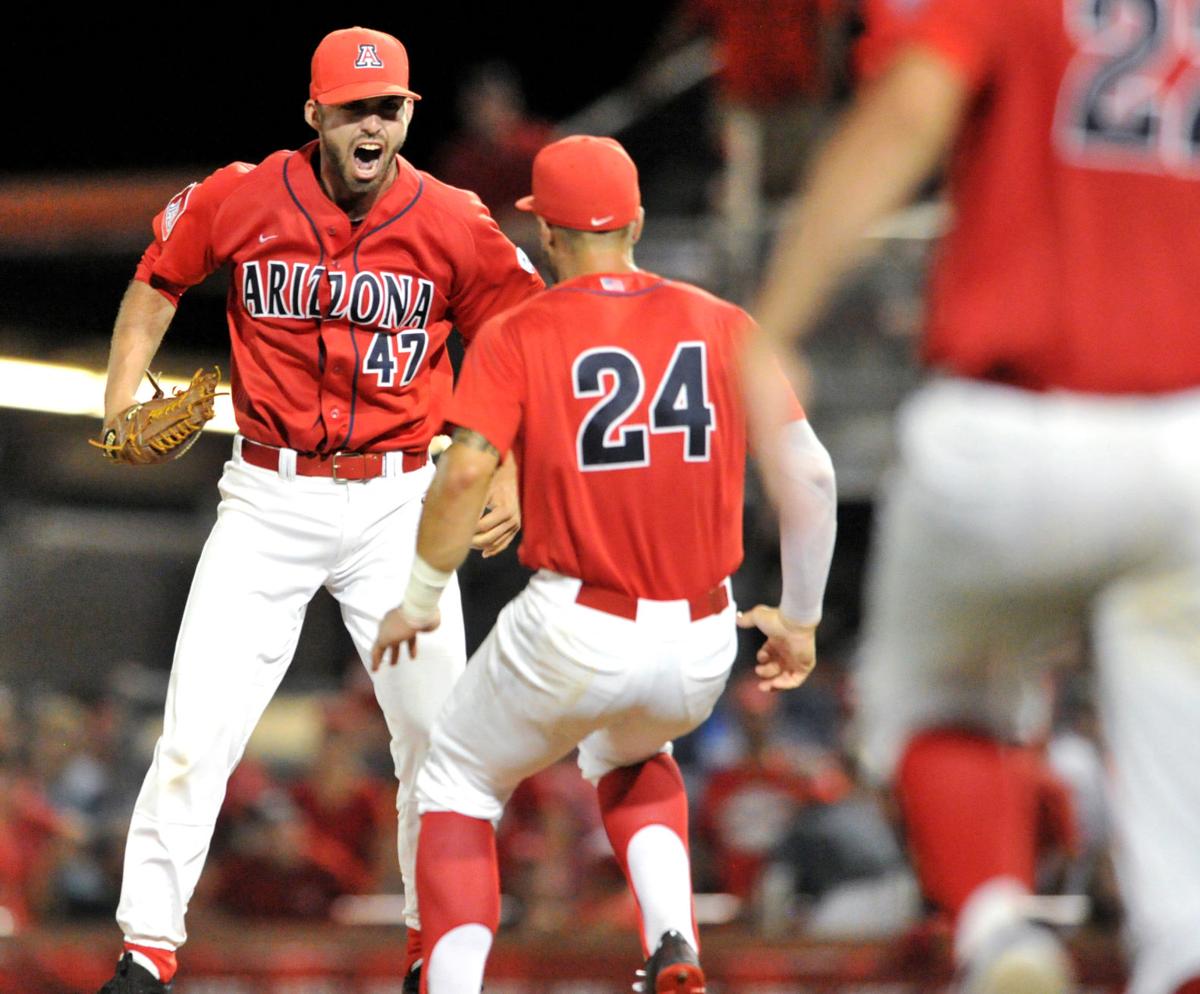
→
(597, 753, 697, 955)
(417, 811, 500, 994)
(897, 729, 1040, 918)
(403, 926, 423, 976)
(123, 942, 177, 984)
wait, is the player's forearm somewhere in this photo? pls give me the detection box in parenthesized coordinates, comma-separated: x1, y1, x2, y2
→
(104, 279, 176, 420)
(754, 49, 968, 346)
(399, 441, 498, 626)
(774, 419, 837, 625)
(495, 447, 518, 487)
(416, 439, 500, 573)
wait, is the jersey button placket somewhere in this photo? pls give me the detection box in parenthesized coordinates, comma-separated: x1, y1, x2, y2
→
(314, 265, 354, 448)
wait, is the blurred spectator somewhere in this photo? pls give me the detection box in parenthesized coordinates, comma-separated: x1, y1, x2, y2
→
(289, 720, 396, 894)
(0, 688, 86, 927)
(693, 669, 924, 938)
(210, 786, 345, 919)
(695, 670, 853, 900)
(764, 788, 918, 938)
(206, 711, 395, 918)
(28, 693, 127, 916)
(497, 756, 631, 934)
(685, 0, 854, 300)
(436, 62, 554, 242)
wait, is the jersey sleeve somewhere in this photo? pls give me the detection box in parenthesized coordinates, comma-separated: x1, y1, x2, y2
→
(447, 194, 545, 342)
(133, 162, 254, 305)
(857, 0, 1003, 91)
(445, 313, 527, 455)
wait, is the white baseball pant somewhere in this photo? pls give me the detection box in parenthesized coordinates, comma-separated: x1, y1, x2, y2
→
(417, 570, 737, 821)
(855, 377, 1200, 994)
(117, 436, 465, 948)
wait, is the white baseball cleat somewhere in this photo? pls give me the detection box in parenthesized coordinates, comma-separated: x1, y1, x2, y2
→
(956, 922, 1076, 994)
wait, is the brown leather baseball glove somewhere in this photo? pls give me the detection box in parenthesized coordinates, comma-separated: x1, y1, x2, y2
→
(91, 367, 223, 465)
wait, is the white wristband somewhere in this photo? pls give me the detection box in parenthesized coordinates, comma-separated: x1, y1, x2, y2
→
(401, 555, 453, 627)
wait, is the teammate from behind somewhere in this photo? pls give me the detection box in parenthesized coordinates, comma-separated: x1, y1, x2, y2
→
(750, 1, 1200, 993)
(94, 27, 542, 994)
(371, 135, 838, 994)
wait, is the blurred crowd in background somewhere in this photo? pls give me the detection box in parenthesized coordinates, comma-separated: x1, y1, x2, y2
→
(0, 643, 1115, 945)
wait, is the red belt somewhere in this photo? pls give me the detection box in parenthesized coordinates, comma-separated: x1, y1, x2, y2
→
(575, 582, 729, 621)
(241, 439, 427, 481)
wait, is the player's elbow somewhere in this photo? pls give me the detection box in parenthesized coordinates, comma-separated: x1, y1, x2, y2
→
(870, 48, 969, 164)
(440, 455, 491, 497)
(785, 420, 837, 506)
(806, 444, 837, 507)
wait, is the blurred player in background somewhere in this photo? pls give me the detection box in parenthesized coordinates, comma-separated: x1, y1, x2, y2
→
(372, 135, 838, 994)
(751, 1, 1200, 993)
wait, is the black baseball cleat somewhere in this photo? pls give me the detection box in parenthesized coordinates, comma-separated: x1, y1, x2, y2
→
(634, 930, 706, 994)
(402, 960, 421, 994)
(96, 953, 171, 994)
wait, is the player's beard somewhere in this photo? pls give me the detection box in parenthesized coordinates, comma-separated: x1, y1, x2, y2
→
(321, 132, 404, 204)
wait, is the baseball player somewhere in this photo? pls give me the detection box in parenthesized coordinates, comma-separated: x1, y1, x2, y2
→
(93, 27, 543, 994)
(749, 1, 1200, 993)
(370, 135, 838, 994)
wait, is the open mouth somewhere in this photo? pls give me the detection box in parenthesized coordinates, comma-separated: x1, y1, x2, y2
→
(352, 142, 385, 179)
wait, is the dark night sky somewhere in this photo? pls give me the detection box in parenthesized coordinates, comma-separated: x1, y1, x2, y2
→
(5, 7, 678, 175)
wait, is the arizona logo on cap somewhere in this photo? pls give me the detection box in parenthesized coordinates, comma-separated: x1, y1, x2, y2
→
(309, 27, 422, 104)
(354, 44, 384, 68)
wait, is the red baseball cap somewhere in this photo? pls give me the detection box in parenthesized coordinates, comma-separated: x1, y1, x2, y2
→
(516, 136, 640, 232)
(310, 27, 421, 105)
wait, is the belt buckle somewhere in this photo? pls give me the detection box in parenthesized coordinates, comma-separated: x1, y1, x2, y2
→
(331, 452, 352, 482)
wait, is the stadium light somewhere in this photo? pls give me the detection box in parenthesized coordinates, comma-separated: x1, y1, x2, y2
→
(0, 356, 237, 434)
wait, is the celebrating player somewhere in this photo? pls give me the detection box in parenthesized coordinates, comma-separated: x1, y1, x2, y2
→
(94, 27, 543, 994)
(370, 135, 838, 994)
(750, 2, 1200, 993)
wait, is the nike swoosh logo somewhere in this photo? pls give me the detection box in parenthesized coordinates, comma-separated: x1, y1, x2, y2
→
(258, 233, 278, 243)
(590, 215, 614, 227)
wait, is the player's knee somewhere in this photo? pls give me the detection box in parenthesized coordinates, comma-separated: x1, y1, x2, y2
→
(416, 760, 504, 823)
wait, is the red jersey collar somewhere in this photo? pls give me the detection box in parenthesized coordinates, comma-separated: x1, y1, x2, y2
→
(289, 139, 423, 231)
(550, 271, 666, 297)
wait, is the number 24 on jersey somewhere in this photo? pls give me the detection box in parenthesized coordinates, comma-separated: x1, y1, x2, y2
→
(572, 342, 715, 471)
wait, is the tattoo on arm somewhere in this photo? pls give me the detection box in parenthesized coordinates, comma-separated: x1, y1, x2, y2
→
(451, 427, 499, 458)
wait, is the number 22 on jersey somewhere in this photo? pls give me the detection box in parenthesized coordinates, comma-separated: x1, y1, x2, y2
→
(1057, 0, 1200, 174)
(572, 342, 715, 471)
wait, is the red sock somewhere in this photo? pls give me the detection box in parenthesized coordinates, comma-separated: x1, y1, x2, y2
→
(403, 926, 423, 976)
(597, 753, 694, 956)
(123, 943, 177, 984)
(416, 811, 501, 994)
(897, 729, 1039, 917)
(1172, 980, 1200, 994)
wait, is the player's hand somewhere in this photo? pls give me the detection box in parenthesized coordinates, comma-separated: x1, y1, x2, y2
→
(371, 605, 441, 671)
(473, 470, 521, 558)
(736, 605, 817, 692)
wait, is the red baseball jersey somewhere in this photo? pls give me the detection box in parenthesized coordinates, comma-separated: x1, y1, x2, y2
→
(135, 142, 544, 454)
(861, 0, 1200, 394)
(690, 0, 843, 105)
(448, 271, 803, 600)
